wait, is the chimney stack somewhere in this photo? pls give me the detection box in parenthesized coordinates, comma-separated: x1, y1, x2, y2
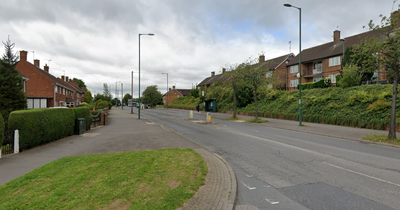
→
(169, 88, 171, 91)
(66, 76, 69, 82)
(211, 71, 215, 77)
(44, 64, 49, 73)
(34, 59, 40, 67)
(61, 75, 65, 81)
(173, 86, 175, 89)
(259, 55, 265, 64)
(20, 51, 28, 62)
(222, 68, 226, 74)
(333, 30, 340, 45)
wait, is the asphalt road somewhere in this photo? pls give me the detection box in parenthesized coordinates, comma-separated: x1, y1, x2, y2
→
(130, 107, 400, 210)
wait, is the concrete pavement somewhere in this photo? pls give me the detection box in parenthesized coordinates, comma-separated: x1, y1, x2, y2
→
(0, 108, 237, 210)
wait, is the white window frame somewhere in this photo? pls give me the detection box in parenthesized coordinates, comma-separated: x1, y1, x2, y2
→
(328, 74, 340, 83)
(290, 65, 299, 73)
(329, 56, 341, 67)
(290, 79, 298, 87)
(54, 85, 58, 93)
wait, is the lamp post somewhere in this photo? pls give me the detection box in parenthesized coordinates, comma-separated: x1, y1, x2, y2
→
(131, 71, 134, 114)
(161, 73, 168, 109)
(138, 33, 154, 119)
(284, 3, 302, 126)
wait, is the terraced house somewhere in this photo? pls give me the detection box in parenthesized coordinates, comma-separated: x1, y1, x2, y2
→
(15, 51, 85, 108)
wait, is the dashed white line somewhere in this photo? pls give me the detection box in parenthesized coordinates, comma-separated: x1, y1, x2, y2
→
(265, 198, 279, 205)
(323, 162, 400, 188)
(245, 174, 253, 178)
(242, 183, 257, 190)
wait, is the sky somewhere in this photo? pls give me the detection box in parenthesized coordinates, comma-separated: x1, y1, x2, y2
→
(0, 0, 396, 99)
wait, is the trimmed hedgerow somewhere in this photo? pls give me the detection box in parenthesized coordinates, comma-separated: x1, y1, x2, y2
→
(0, 114, 4, 147)
(72, 107, 93, 130)
(8, 108, 78, 151)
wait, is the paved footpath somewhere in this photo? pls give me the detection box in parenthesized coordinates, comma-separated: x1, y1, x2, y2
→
(0, 108, 237, 210)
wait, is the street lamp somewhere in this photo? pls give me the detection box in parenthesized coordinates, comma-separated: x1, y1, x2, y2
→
(284, 3, 302, 126)
(162, 73, 169, 109)
(138, 33, 154, 119)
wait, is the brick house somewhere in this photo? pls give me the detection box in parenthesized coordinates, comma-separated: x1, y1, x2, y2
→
(286, 29, 383, 91)
(58, 75, 86, 107)
(259, 53, 294, 89)
(197, 69, 228, 91)
(163, 86, 191, 107)
(15, 51, 76, 108)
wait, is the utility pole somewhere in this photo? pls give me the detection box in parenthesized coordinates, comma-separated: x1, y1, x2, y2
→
(131, 71, 133, 114)
(121, 83, 123, 109)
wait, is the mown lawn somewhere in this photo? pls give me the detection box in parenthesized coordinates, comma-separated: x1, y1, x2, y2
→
(0, 148, 207, 209)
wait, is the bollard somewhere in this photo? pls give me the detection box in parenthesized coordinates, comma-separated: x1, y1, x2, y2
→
(206, 112, 211, 122)
(14, 129, 19, 154)
(189, 110, 193, 119)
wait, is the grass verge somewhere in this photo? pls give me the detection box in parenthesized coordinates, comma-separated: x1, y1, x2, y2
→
(362, 134, 400, 145)
(246, 118, 269, 123)
(227, 116, 246, 121)
(0, 148, 207, 209)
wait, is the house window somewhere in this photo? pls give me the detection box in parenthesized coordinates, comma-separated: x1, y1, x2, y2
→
(55, 85, 58, 93)
(63, 88, 66, 95)
(290, 65, 298, 73)
(290, 79, 298, 87)
(328, 74, 340, 83)
(266, 71, 272, 78)
(329, 56, 341, 67)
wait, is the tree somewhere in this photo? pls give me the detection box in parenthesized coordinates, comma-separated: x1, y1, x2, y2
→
(73, 78, 87, 89)
(102, 83, 112, 101)
(190, 87, 200, 98)
(142, 85, 162, 108)
(225, 64, 242, 118)
(337, 64, 363, 88)
(84, 90, 93, 103)
(94, 93, 111, 103)
(123, 93, 132, 104)
(241, 57, 269, 120)
(0, 37, 27, 122)
(365, 12, 400, 139)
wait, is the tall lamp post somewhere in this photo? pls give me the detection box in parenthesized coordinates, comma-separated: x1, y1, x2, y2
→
(284, 3, 302, 126)
(131, 71, 134, 114)
(138, 33, 154, 119)
(162, 73, 168, 109)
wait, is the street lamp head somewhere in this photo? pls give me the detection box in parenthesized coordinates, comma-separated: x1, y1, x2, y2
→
(148, 33, 155, 36)
(284, 3, 292, 7)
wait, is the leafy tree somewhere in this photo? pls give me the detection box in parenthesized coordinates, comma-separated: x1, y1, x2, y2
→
(84, 90, 93, 103)
(341, 47, 355, 70)
(365, 12, 400, 139)
(123, 93, 132, 104)
(337, 64, 362, 88)
(103, 83, 112, 100)
(0, 37, 27, 122)
(225, 64, 242, 118)
(73, 78, 87, 89)
(241, 57, 269, 120)
(142, 85, 162, 108)
(190, 87, 200, 98)
(94, 93, 111, 103)
(111, 98, 118, 106)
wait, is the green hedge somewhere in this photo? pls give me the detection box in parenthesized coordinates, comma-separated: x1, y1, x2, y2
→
(72, 107, 93, 130)
(8, 108, 75, 151)
(0, 114, 4, 147)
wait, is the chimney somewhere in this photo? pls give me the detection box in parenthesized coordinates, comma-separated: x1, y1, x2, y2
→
(61, 75, 65, 81)
(211, 71, 215, 77)
(44, 64, 49, 73)
(333, 30, 340, 45)
(173, 86, 175, 90)
(66, 76, 69, 82)
(259, 55, 265, 64)
(169, 88, 171, 91)
(20, 51, 28, 61)
(222, 68, 226, 74)
(34, 59, 40, 67)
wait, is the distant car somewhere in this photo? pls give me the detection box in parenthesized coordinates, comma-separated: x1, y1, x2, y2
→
(139, 104, 149, 109)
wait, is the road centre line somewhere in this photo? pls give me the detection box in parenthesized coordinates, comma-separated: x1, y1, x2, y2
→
(242, 183, 256, 190)
(265, 198, 279, 205)
(323, 162, 400, 188)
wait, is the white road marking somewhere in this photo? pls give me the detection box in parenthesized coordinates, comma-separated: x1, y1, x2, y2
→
(245, 174, 253, 178)
(323, 162, 400, 188)
(265, 198, 279, 205)
(242, 183, 257, 190)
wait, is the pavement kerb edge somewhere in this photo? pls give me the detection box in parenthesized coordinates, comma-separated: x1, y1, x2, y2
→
(213, 153, 238, 210)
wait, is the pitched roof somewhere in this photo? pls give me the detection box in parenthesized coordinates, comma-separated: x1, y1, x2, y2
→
(177, 89, 191, 96)
(262, 53, 294, 70)
(287, 29, 382, 66)
(197, 73, 228, 86)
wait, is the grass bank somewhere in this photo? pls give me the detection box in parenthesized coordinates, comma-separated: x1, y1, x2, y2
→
(0, 148, 207, 209)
